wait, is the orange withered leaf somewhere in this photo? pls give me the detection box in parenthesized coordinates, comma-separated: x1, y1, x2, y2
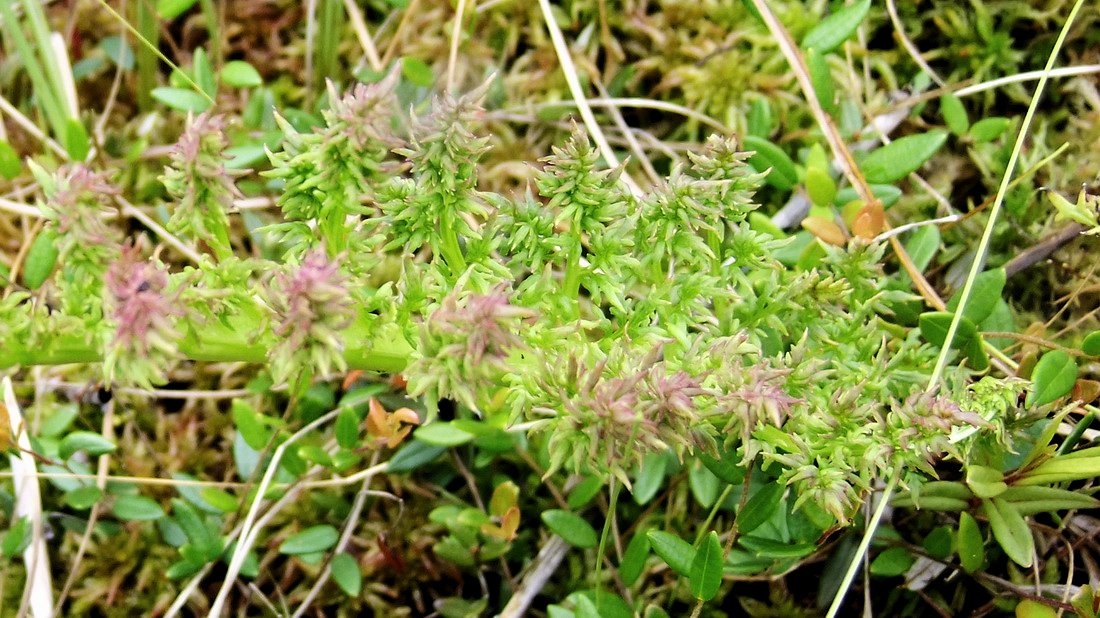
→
(365, 397, 420, 448)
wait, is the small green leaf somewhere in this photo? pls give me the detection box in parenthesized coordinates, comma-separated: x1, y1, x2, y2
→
(541, 510, 597, 549)
(166, 559, 204, 579)
(152, 87, 212, 113)
(566, 476, 602, 510)
(1, 517, 31, 558)
(806, 47, 835, 113)
(63, 118, 90, 161)
(59, 432, 117, 459)
(966, 465, 1007, 499)
(490, 481, 520, 517)
(620, 531, 650, 586)
(414, 422, 475, 447)
(0, 140, 21, 179)
(736, 482, 784, 534)
(171, 499, 222, 561)
(982, 498, 1034, 567)
(834, 184, 903, 208)
(330, 552, 362, 596)
(805, 167, 837, 209)
(742, 135, 798, 190)
(746, 98, 772, 138)
(232, 400, 271, 450)
(631, 452, 668, 505)
(801, 0, 872, 53)
(111, 494, 166, 521)
(946, 268, 1006, 325)
(401, 57, 434, 87)
(689, 531, 723, 601)
(22, 230, 59, 290)
(918, 310, 978, 350)
(860, 131, 948, 184)
(957, 511, 984, 572)
(192, 48, 216, 97)
(100, 36, 134, 70)
(688, 461, 721, 508)
(1081, 331, 1100, 356)
(334, 407, 360, 449)
(157, 0, 198, 19)
(279, 525, 339, 555)
(387, 439, 446, 473)
(221, 60, 263, 88)
(646, 530, 694, 577)
(64, 486, 104, 510)
(919, 311, 989, 371)
(1026, 350, 1078, 407)
(1015, 599, 1058, 618)
(904, 225, 940, 274)
(967, 117, 1011, 143)
(198, 488, 238, 512)
(922, 526, 954, 560)
(940, 94, 969, 135)
(869, 547, 915, 577)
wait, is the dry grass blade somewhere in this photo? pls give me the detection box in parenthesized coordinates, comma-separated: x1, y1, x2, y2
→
(3, 377, 54, 618)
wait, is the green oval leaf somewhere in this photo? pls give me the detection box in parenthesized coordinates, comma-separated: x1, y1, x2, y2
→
(966, 464, 1007, 499)
(334, 407, 360, 449)
(1016, 599, 1058, 618)
(1, 517, 31, 558)
(801, 0, 872, 54)
(414, 421, 475, 447)
(834, 184, 903, 208)
(981, 497, 1034, 567)
(1081, 331, 1100, 356)
(940, 94, 969, 135)
(869, 546, 915, 577)
(688, 461, 721, 508)
(806, 47, 835, 113)
(742, 135, 798, 190)
(279, 525, 339, 555)
(541, 510, 597, 549)
(946, 268, 1006, 325)
(805, 166, 837, 209)
(198, 488, 238, 513)
(646, 530, 694, 577)
(221, 61, 263, 88)
(918, 311, 980, 349)
(904, 225, 941, 274)
(957, 511, 984, 572)
(232, 400, 271, 450)
(736, 482, 784, 534)
(631, 452, 668, 505)
(968, 117, 1011, 143)
(157, 0, 198, 19)
(387, 439, 446, 473)
(1026, 350, 1078, 407)
(151, 87, 212, 113)
(330, 552, 362, 596)
(689, 531, 723, 601)
(111, 494, 166, 521)
(566, 476, 602, 510)
(620, 531, 650, 586)
(59, 432, 117, 459)
(22, 230, 59, 290)
(401, 57, 434, 87)
(64, 118, 90, 162)
(64, 486, 103, 510)
(0, 140, 21, 179)
(860, 131, 948, 184)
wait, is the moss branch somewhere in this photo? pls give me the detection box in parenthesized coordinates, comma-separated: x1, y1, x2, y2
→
(0, 315, 412, 375)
